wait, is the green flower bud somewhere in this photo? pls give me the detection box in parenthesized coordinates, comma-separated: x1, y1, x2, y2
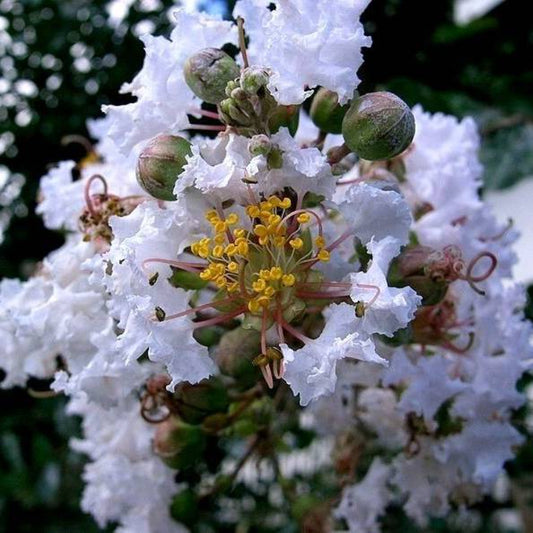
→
(248, 134, 272, 157)
(184, 48, 240, 104)
(170, 489, 199, 527)
(268, 104, 300, 136)
(172, 377, 229, 425)
(240, 66, 270, 95)
(136, 135, 192, 201)
(153, 417, 206, 470)
(342, 91, 415, 161)
(215, 327, 261, 387)
(310, 88, 349, 134)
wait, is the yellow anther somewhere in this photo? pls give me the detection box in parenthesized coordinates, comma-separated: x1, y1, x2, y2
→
(246, 205, 261, 218)
(253, 224, 268, 238)
(270, 266, 283, 280)
(215, 276, 227, 288)
(268, 214, 281, 225)
(259, 269, 271, 281)
(212, 245, 224, 258)
(260, 210, 272, 220)
(264, 286, 276, 298)
(248, 299, 261, 313)
(273, 236, 286, 247)
(280, 197, 291, 209)
(199, 269, 212, 280)
(227, 261, 239, 273)
(214, 263, 225, 276)
(258, 236, 269, 246)
(226, 213, 239, 225)
(225, 243, 237, 256)
(256, 295, 271, 307)
(260, 200, 272, 211)
(289, 238, 304, 250)
(233, 228, 246, 238)
(198, 246, 210, 259)
(315, 235, 326, 248)
(214, 220, 227, 233)
(297, 212, 311, 224)
(205, 210, 218, 222)
(268, 196, 281, 207)
(282, 274, 296, 287)
(214, 233, 226, 244)
(267, 223, 279, 235)
(252, 279, 267, 293)
(234, 237, 247, 245)
(227, 282, 239, 293)
(318, 249, 331, 262)
(191, 242, 200, 255)
(237, 241, 249, 256)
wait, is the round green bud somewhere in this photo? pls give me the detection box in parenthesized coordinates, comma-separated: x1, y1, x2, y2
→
(240, 66, 270, 95)
(172, 377, 229, 425)
(153, 417, 206, 470)
(248, 134, 272, 157)
(136, 135, 192, 201)
(183, 48, 240, 104)
(342, 91, 415, 161)
(170, 489, 198, 527)
(310, 88, 349, 134)
(268, 104, 300, 136)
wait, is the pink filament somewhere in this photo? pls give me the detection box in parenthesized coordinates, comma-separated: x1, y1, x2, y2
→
(84, 174, 108, 217)
(192, 307, 246, 329)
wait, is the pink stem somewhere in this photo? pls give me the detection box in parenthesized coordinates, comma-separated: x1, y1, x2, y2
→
(280, 209, 324, 238)
(162, 297, 240, 321)
(186, 124, 226, 132)
(261, 310, 268, 355)
(188, 107, 221, 121)
(280, 319, 312, 344)
(295, 290, 350, 299)
(192, 307, 245, 329)
(142, 258, 207, 274)
(355, 283, 381, 307)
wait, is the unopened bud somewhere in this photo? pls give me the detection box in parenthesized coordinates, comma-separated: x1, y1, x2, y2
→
(153, 416, 206, 470)
(215, 327, 261, 387)
(342, 91, 415, 160)
(240, 66, 270, 95)
(310, 88, 349, 134)
(172, 377, 229, 425)
(136, 135, 192, 201)
(268, 105, 300, 136)
(249, 134, 272, 156)
(184, 48, 240, 104)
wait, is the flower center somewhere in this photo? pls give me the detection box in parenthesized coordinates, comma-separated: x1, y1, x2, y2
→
(189, 196, 331, 318)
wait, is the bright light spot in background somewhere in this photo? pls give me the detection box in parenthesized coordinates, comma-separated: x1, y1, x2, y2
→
(486, 179, 533, 285)
(454, 0, 506, 25)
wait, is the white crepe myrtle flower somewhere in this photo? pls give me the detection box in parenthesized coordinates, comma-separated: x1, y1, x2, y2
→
(104, 9, 237, 154)
(282, 303, 387, 405)
(233, 0, 372, 105)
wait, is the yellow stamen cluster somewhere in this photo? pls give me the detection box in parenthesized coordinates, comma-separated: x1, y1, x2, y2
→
(189, 196, 331, 315)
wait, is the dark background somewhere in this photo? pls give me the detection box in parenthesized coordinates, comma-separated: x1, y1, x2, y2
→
(1, 1, 532, 531)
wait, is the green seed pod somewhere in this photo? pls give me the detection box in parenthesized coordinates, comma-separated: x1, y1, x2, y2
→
(215, 327, 261, 387)
(153, 416, 206, 470)
(172, 377, 229, 425)
(310, 88, 349, 134)
(136, 135, 192, 201)
(268, 105, 300, 136)
(342, 91, 415, 161)
(183, 48, 240, 104)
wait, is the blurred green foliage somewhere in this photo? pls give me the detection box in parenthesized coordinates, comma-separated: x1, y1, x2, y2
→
(0, 0, 532, 531)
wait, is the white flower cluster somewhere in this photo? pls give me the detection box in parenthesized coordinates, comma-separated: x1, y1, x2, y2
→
(1, 2, 531, 532)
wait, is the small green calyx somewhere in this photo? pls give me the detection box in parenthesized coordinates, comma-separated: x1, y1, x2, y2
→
(342, 91, 415, 161)
(310, 87, 349, 134)
(136, 134, 192, 201)
(183, 48, 240, 104)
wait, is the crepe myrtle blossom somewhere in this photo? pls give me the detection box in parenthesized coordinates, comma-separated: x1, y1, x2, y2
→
(0, 1, 531, 532)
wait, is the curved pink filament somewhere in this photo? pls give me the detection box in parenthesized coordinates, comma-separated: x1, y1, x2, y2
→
(84, 174, 108, 217)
